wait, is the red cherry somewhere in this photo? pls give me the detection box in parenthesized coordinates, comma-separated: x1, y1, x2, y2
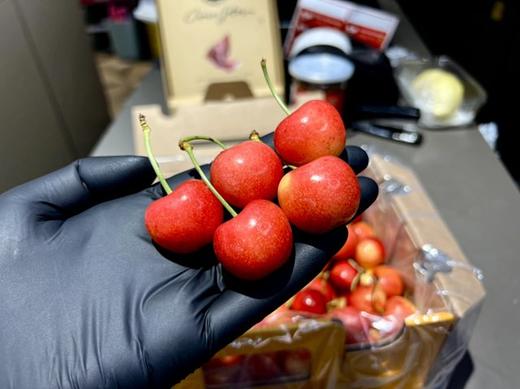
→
(244, 352, 282, 382)
(290, 289, 327, 315)
(385, 296, 416, 322)
(355, 237, 385, 269)
(374, 266, 404, 297)
(213, 200, 293, 280)
(328, 306, 370, 345)
(144, 179, 224, 254)
(329, 260, 358, 291)
(307, 277, 336, 302)
(274, 100, 346, 166)
(351, 221, 375, 240)
(278, 156, 360, 234)
(348, 285, 386, 314)
(278, 349, 311, 377)
(332, 224, 359, 261)
(203, 355, 244, 386)
(210, 141, 283, 208)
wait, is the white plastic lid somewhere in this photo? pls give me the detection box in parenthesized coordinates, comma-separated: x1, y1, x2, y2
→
(290, 27, 352, 58)
(133, 0, 158, 23)
(289, 53, 355, 85)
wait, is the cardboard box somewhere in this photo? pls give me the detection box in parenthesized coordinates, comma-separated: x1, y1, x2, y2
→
(154, 147, 483, 388)
(156, 0, 285, 111)
(176, 321, 346, 388)
(335, 154, 485, 388)
(131, 104, 484, 387)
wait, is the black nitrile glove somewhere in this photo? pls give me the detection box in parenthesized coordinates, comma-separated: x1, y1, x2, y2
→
(0, 136, 378, 389)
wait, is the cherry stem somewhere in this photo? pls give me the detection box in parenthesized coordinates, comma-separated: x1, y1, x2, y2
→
(261, 58, 291, 116)
(179, 140, 238, 217)
(248, 130, 295, 170)
(351, 273, 361, 292)
(180, 135, 227, 150)
(348, 258, 365, 274)
(249, 130, 262, 142)
(139, 114, 172, 195)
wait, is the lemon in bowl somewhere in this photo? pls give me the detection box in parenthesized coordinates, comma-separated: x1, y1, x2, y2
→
(411, 68, 464, 119)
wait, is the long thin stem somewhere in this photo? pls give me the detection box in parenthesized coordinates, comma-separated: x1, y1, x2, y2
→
(179, 141, 238, 217)
(180, 135, 227, 150)
(139, 114, 172, 195)
(261, 58, 291, 116)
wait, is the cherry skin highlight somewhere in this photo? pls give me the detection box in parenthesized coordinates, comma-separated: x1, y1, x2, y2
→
(291, 288, 327, 314)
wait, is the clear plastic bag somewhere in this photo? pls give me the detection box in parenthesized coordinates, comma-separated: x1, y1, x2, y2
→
(175, 152, 485, 389)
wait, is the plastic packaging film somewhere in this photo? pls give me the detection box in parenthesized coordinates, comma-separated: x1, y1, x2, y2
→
(174, 152, 485, 389)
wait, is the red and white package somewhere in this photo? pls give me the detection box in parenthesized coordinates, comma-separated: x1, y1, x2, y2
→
(285, 0, 399, 55)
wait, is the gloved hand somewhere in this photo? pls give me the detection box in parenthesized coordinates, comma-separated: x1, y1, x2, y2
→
(0, 136, 377, 389)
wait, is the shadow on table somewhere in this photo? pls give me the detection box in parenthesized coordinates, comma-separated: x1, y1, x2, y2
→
(447, 351, 474, 388)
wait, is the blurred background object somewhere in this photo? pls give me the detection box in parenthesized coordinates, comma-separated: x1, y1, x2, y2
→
(287, 27, 355, 111)
(82, 0, 154, 117)
(154, 0, 284, 110)
(395, 56, 487, 129)
(277, 0, 519, 183)
(106, 2, 140, 60)
(0, 0, 110, 192)
(0, 0, 159, 192)
(95, 53, 152, 117)
(396, 0, 519, 182)
(1, 0, 515, 193)
(133, 0, 161, 58)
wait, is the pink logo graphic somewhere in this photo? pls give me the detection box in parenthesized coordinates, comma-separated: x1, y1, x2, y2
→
(207, 35, 240, 72)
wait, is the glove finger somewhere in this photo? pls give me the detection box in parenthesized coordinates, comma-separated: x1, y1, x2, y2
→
(206, 175, 378, 349)
(349, 176, 379, 222)
(340, 146, 368, 174)
(5, 156, 155, 219)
